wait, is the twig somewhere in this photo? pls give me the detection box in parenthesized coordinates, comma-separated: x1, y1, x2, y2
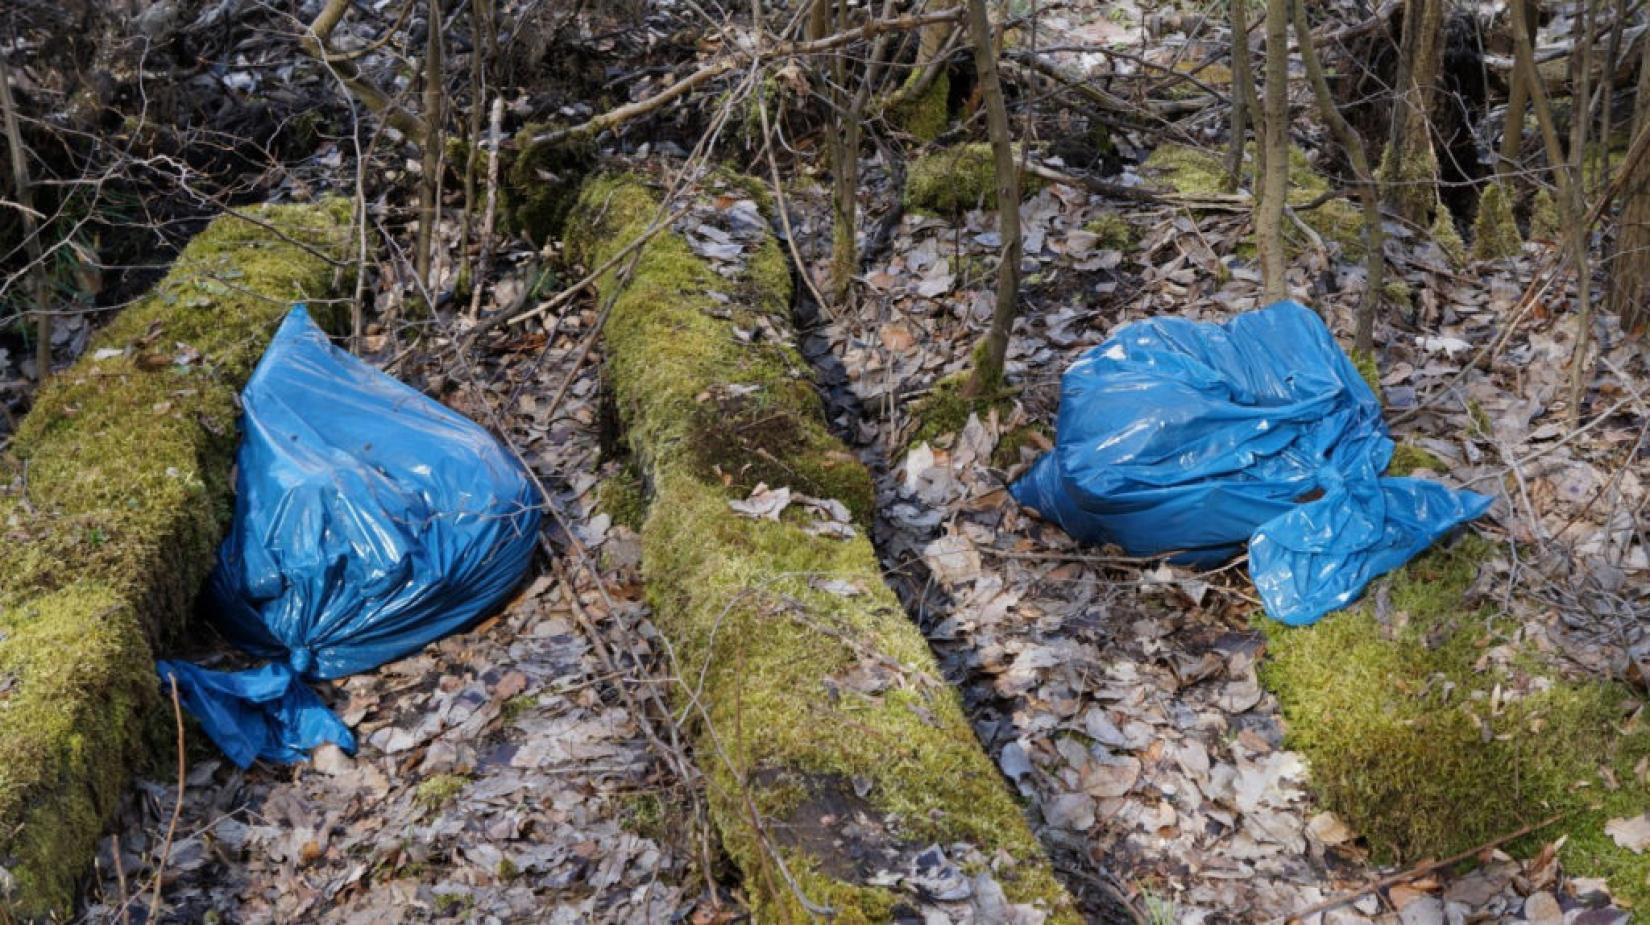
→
(1285, 812, 1566, 923)
(112, 833, 132, 925)
(530, 8, 965, 146)
(468, 96, 505, 320)
(146, 673, 188, 924)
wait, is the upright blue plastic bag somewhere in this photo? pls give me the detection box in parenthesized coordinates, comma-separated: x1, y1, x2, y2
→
(1009, 301, 1490, 625)
(158, 306, 541, 767)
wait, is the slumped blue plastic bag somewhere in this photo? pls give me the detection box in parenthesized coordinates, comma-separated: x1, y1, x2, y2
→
(158, 306, 540, 767)
(1010, 301, 1491, 625)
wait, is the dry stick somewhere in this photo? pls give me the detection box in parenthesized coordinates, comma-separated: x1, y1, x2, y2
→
(756, 97, 833, 318)
(112, 833, 132, 925)
(415, 0, 445, 301)
(1285, 812, 1566, 923)
(1225, 0, 1254, 191)
(468, 96, 505, 320)
(496, 204, 689, 328)
(0, 51, 49, 383)
(1294, 0, 1383, 353)
(146, 674, 188, 924)
(302, 0, 429, 140)
(530, 7, 964, 146)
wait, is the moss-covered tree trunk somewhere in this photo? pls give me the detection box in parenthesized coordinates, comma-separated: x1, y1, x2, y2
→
(568, 175, 1077, 924)
(1381, 0, 1446, 227)
(0, 201, 351, 919)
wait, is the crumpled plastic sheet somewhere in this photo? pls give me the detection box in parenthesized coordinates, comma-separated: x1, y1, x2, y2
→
(1010, 300, 1491, 625)
(158, 306, 541, 767)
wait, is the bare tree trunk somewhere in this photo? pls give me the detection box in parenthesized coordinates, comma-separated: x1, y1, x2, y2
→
(1511, 0, 1593, 422)
(964, 0, 1021, 397)
(1497, 0, 1536, 178)
(1256, 0, 1290, 302)
(0, 51, 49, 382)
(416, 0, 445, 301)
(1607, 6, 1650, 336)
(1226, 0, 1256, 191)
(1295, 0, 1382, 353)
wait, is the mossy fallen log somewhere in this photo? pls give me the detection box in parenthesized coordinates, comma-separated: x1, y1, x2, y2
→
(570, 175, 1078, 923)
(1262, 537, 1650, 907)
(0, 200, 350, 919)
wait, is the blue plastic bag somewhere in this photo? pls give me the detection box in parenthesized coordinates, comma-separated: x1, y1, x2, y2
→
(1009, 301, 1491, 625)
(158, 306, 541, 767)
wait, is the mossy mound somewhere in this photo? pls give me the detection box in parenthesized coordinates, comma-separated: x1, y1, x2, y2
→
(506, 127, 597, 243)
(570, 176, 1077, 923)
(1472, 183, 1523, 261)
(0, 200, 350, 918)
(1529, 187, 1561, 243)
(889, 69, 951, 143)
(905, 143, 1040, 215)
(1146, 143, 1367, 260)
(1262, 537, 1650, 906)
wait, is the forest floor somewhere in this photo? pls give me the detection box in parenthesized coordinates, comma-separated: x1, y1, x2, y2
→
(7, 0, 1645, 922)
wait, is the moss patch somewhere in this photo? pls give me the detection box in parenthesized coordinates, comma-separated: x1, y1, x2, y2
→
(1529, 187, 1561, 243)
(595, 462, 649, 532)
(890, 69, 951, 143)
(909, 361, 1014, 448)
(1146, 143, 1366, 259)
(1349, 349, 1383, 404)
(0, 201, 350, 918)
(905, 143, 1040, 215)
(572, 176, 1078, 923)
(1084, 211, 1136, 249)
(1472, 183, 1523, 261)
(416, 773, 470, 810)
(1262, 537, 1650, 906)
(506, 127, 597, 243)
(1386, 443, 1448, 476)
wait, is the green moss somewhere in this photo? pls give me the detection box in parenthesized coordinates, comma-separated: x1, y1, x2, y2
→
(596, 463, 649, 532)
(0, 201, 349, 918)
(909, 361, 1013, 447)
(890, 69, 951, 143)
(1148, 143, 1365, 258)
(1262, 536, 1650, 906)
(993, 422, 1051, 468)
(575, 176, 1078, 923)
(1377, 137, 1443, 227)
(1084, 211, 1136, 249)
(1432, 210, 1467, 267)
(415, 773, 470, 810)
(1472, 183, 1523, 261)
(904, 143, 1041, 215)
(1386, 443, 1447, 476)
(506, 127, 597, 243)
(1530, 187, 1561, 242)
(1382, 277, 1413, 314)
(1165, 61, 1231, 100)
(1350, 349, 1383, 404)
